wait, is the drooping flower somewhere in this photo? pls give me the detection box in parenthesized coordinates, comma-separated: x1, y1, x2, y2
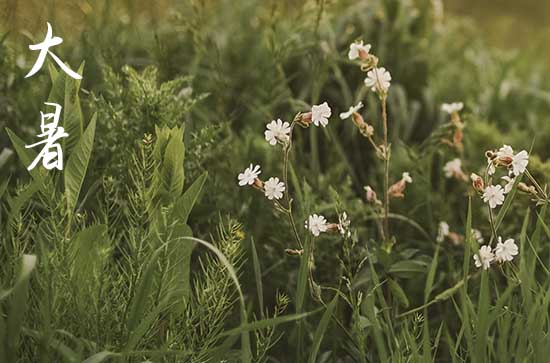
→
(305, 214, 328, 237)
(511, 150, 529, 176)
(470, 173, 485, 192)
(339, 101, 364, 120)
(311, 102, 332, 127)
(441, 102, 464, 114)
(501, 175, 516, 194)
(364, 185, 378, 203)
(443, 158, 465, 179)
(348, 40, 371, 60)
(264, 119, 291, 146)
(474, 245, 494, 270)
(364, 67, 391, 94)
(482, 184, 505, 209)
(437, 221, 450, 243)
(402, 172, 413, 183)
(238, 164, 261, 186)
(494, 236, 518, 263)
(264, 177, 285, 200)
(388, 172, 412, 198)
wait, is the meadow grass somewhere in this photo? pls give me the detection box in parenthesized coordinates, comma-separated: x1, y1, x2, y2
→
(1, 1, 550, 362)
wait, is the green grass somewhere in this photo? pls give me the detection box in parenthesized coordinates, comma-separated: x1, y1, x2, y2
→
(1, 0, 550, 362)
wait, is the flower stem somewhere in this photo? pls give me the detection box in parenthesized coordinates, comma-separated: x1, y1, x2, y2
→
(381, 95, 390, 244)
(283, 121, 303, 249)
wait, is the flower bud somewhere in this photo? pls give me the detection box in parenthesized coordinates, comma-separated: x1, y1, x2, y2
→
(518, 182, 537, 195)
(364, 185, 378, 203)
(470, 173, 485, 192)
(296, 112, 312, 127)
(252, 178, 264, 190)
(352, 112, 374, 137)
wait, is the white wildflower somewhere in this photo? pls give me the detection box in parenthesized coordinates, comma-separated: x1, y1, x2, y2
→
(494, 236, 518, 263)
(482, 184, 505, 209)
(474, 245, 494, 270)
(364, 67, 391, 94)
(237, 164, 261, 186)
(305, 214, 328, 237)
(311, 102, 332, 127)
(501, 175, 516, 194)
(511, 150, 529, 176)
(402, 172, 412, 183)
(443, 158, 464, 179)
(264, 177, 285, 200)
(441, 102, 464, 114)
(348, 40, 371, 60)
(264, 119, 291, 146)
(437, 221, 450, 243)
(496, 145, 514, 159)
(339, 101, 364, 120)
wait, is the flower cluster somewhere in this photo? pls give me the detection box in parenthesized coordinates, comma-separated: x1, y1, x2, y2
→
(237, 164, 286, 200)
(472, 145, 530, 209)
(474, 237, 518, 270)
(348, 40, 391, 97)
(305, 212, 351, 238)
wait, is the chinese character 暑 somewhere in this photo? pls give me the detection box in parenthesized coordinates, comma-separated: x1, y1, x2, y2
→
(25, 103, 69, 171)
(25, 22, 82, 80)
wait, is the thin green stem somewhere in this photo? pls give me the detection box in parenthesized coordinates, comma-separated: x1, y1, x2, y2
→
(381, 96, 390, 243)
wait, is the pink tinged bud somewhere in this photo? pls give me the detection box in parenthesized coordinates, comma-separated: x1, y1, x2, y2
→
(252, 178, 264, 190)
(297, 112, 312, 127)
(470, 173, 485, 192)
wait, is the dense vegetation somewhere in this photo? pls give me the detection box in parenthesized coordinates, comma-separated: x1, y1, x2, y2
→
(1, 1, 549, 362)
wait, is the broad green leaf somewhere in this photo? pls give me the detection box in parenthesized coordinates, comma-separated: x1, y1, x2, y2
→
(388, 278, 410, 308)
(64, 114, 96, 213)
(6, 128, 46, 182)
(62, 62, 85, 153)
(388, 260, 427, 275)
(174, 171, 207, 223)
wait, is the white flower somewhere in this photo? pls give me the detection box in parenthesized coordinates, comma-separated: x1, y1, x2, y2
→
(264, 177, 285, 200)
(237, 164, 261, 186)
(437, 221, 450, 243)
(511, 150, 529, 176)
(472, 229, 484, 244)
(364, 67, 391, 94)
(402, 172, 412, 183)
(338, 212, 351, 237)
(496, 144, 514, 159)
(311, 102, 332, 127)
(474, 245, 494, 270)
(264, 119, 291, 146)
(494, 236, 518, 263)
(482, 184, 505, 209)
(441, 102, 464, 114)
(348, 40, 371, 60)
(305, 214, 328, 237)
(501, 175, 516, 194)
(443, 158, 463, 178)
(339, 101, 364, 120)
